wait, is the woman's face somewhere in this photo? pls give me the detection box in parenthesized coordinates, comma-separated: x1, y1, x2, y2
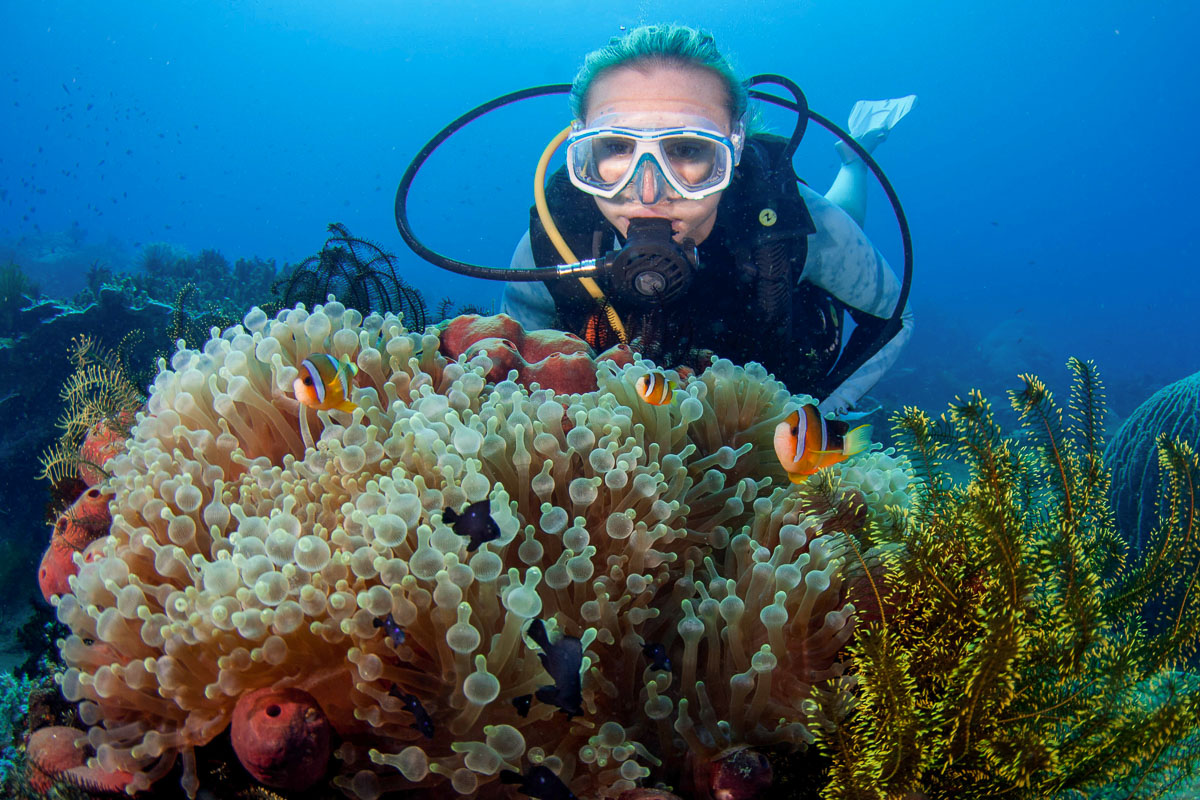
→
(583, 63, 733, 245)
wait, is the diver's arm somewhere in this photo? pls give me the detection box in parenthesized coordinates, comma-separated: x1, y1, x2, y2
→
(822, 303, 913, 414)
(797, 185, 914, 413)
(500, 232, 558, 330)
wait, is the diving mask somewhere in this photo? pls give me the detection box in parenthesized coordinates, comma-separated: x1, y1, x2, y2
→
(566, 115, 744, 201)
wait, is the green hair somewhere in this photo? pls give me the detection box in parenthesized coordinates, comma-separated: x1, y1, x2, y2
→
(569, 24, 748, 124)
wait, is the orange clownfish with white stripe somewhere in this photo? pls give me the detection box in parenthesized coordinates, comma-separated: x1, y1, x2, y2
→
(635, 370, 676, 406)
(293, 353, 359, 413)
(773, 405, 872, 483)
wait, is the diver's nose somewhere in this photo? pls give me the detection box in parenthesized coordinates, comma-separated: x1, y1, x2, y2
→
(638, 166, 659, 204)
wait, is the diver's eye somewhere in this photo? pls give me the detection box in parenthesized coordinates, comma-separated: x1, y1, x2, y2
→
(664, 138, 714, 163)
(594, 137, 635, 159)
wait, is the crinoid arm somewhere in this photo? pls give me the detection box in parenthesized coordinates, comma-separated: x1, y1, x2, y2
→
(812, 361, 1200, 798)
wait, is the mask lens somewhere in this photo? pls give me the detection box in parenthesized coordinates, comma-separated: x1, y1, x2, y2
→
(661, 136, 719, 187)
(589, 134, 638, 185)
(567, 124, 736, 199)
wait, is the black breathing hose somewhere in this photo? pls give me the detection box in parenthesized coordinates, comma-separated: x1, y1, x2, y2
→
(393, 84, 573, 281)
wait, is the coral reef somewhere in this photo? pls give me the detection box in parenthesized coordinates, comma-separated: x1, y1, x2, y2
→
(0, 289, 169, 622)
(1106, 368, 1200, 551)
(0, 671, 38, 787)
(52, 303, 909, 798)
(130, 243, 277, 323)
(807, 360, 1200, 797)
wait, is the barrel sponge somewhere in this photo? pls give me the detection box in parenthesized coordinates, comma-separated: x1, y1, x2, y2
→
(55, 301, 912, 799)
(1106, 370, 1200, 552)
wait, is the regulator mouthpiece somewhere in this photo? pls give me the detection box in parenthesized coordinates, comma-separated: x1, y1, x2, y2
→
(603, 217, 698, 306)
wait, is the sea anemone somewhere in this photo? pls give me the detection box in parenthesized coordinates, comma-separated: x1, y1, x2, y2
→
(53, 302, 910, 798)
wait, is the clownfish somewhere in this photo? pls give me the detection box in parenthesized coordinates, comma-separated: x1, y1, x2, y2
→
(293, 353, 358, 413)
(634, 370, 676, 406)
(773, 405, 872, 483)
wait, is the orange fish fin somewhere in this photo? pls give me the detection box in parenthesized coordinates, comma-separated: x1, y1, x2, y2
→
(334, 400, 359, 413)
(787, 472, 807, 484)
(814, 452, 848, 470)
(841, 424, 874, 456)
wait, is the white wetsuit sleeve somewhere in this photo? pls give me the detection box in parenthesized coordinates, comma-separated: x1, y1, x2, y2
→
(500, 231, 557, 331)
(796, 184, 914, 411)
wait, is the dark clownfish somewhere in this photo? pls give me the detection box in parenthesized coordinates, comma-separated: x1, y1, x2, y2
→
(773, 405, 872, 483)
(388, 686, 435, 739)
(634, 370, 676, 406)
(444, 499, 501, 552)
(499, 764, 578, 800)
(292, 353, 358, 413)
(642, 641, 671, 672)
(373, 613, 406, 648)
(525, 618, 584, 718)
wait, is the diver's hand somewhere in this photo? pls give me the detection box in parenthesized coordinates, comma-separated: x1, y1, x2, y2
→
(818, 392, 853, 418)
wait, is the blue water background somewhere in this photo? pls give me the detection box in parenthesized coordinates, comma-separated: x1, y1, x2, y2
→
(3, 0, 1198, 417)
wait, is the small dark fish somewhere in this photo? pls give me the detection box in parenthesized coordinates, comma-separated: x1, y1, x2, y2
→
(443, 499, 501, 552)
(526, 618, 583, 718)
(373, 613, 406, 647)
(388, 686, 435, 739)
(61, 82, 70, 94)
(512, 694, 532, 718)
(499, 765, 578, 800)
(642, 641, 671, 672)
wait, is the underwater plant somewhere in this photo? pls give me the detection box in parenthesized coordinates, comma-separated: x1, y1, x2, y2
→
(0, 261, 37, 334)
(36, 335, 144, 489)
(273, 223, 429, 327)
(83, 260, 113, 298)
(130, 243, 277, 321)
(436, 296, 494, 323)
(167, 283, 241, 352)
(807, 358, 1200, 798)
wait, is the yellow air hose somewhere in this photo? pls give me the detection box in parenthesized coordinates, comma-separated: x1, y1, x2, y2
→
(534, 126, 628, 344)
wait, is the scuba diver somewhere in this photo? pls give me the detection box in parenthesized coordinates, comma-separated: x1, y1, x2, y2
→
(394, 23, 914, 416)
(502, 25, 912, 416)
